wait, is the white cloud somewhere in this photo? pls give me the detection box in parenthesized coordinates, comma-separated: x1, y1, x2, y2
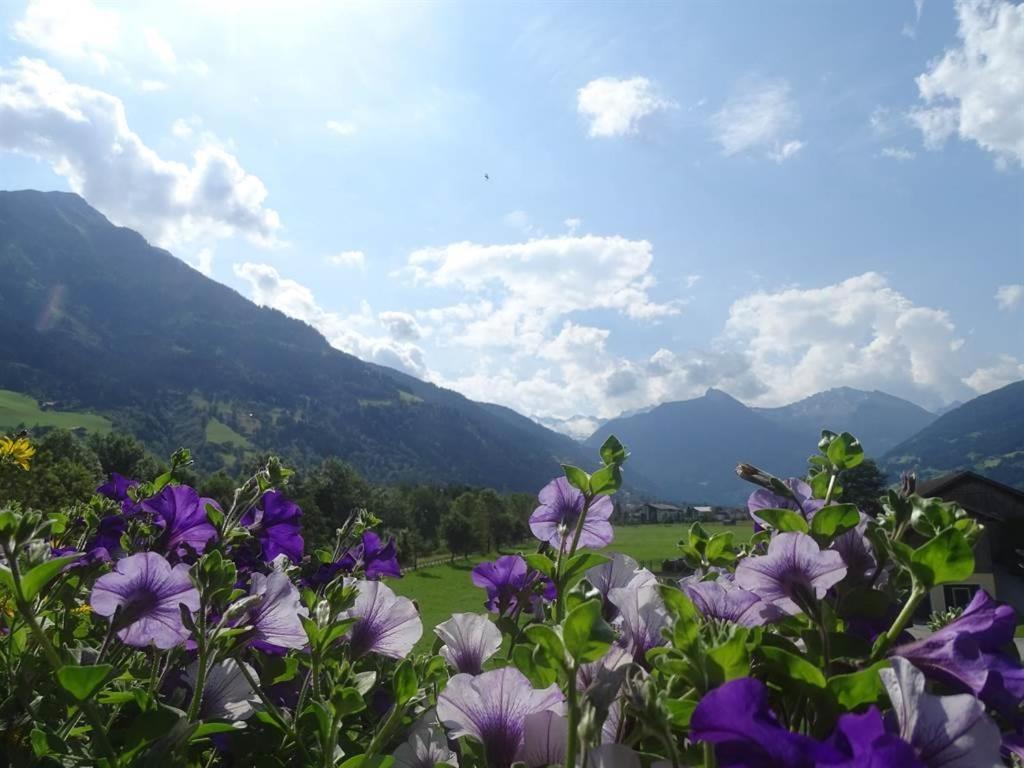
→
(911, 0, 1024, 166)
(142, 28, 178, 71)
(171, 117, 198, 139)
(564, 217, 582, 235)
(327, 250, 367, 270)
(995, 283, 1023, 310)
(711, 77, 803, 161)
(903, 0, 927, 38)
(964, 354, 1024, 393)
(233, 262, 427, 377)
(576, 76, 676, 138)
(326, 119, 358, 136)
(881, 146, 916, 160)
(379, 311, 424, 342)
(140, 79, 167, 92)
(188, 247, 214, 277)
(722, 272, 970, 409)
(12, 0, 120, 71)
(503, 210, 536, 235)
(0, 58, 281, 247)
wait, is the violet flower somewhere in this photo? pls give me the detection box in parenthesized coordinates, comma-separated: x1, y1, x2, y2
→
(734, 532, 847, 615)
(339, 579, 422, 659)
(608, 584, 670, 661)
(529, 477, 613, 550)
(681, 579, 784, 627)
(747, 478, 825, 528)
(434, 613, 501, 674)
(242, 571, 309, 653)
(586, 553, 657, 619)
(90, 552, 200, 649)
(471, 555, 555, 617)
(437, 667, 564, 768)
(890, 589, 1024, 717)
(880, 658, 1003, 768)
(142, 485, 219, 558)
(392, 713, 457, 768)
(185, 658, 260, 721)
(339, 531, 401, 579)
(520, 710, 567, 768)
(97, 472, 141, 516)
(818, 708, 923, 767)
(241, 490, 304, 564)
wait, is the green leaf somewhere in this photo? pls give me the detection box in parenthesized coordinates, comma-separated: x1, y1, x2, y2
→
(658, 585, 699, 652)
(524, 624, 566, 667)
(339, 756, 394, 768)
(827, 432, 864, 471)
(756, 508, 809, 533)
(561, 464, 591, 494)
(512, 644, 557, 688)
(562, 599, 614, 663)
(333, 687, 367, 717)
(57, 664, 112, 701)
(0, 564, 14, 595)
(827, 662, 889, 709)
(761, 646, 826, 689)
(392, 661, 418, 706)
(705, 532, 734, 562)
(910, 529, 974, 588)
(599, 435, 629, 466)
(20, 555, 81, 601)
(191, 722, 240, 740)
(589, 465, 621, 496)
(663, 698, 697, 728)
(811, 504, 861, 541)
(524, 553, 556, 579)
(563, 552, 609, 586)
(706, 631, 750, 686)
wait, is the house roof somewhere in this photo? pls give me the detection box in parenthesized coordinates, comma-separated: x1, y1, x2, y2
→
(915, 470, 1024, 523)
(916, 470, 1024, 501)
(644, 502, 683, 511)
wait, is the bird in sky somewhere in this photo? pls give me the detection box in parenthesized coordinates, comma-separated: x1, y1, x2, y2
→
(483, 173, 489, 181)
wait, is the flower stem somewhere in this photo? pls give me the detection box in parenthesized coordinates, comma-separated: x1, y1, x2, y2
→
(823, 473, 838, 505)
(871, 583, 926, 661)
(564, 662, 579, 768)
(703, 741, 717, 768)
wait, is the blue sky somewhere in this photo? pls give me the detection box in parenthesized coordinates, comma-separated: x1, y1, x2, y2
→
(1, 0, 1021, 436)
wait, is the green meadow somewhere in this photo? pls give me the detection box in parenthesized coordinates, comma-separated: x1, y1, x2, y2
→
(0, 389, 111, 434)
(394, 522, 750, 649)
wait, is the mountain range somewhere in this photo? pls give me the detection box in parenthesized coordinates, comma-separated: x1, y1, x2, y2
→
(1, 190, 1021, 502)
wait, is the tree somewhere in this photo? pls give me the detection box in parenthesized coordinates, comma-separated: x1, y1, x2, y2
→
(839, 458, 889, 516)
(87, 431, 160, 480)
(0, 429, 102, 509)
(441, 494, 477, 560)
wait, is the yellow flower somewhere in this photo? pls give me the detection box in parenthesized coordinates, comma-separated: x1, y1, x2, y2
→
(0, 435, 35, 471)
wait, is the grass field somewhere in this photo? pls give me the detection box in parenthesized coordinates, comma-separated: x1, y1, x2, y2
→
(393, 522, 752, 649)
(0, 389, 111, 434)
(204, 417, 252, 448)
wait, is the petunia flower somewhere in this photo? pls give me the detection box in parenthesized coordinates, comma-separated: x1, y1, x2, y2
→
(691, 677, 820, 767)
(608, 584, 670, 661)
(586, 553, 657, 619)
(579, 645, 632, 744)
(142, 485, 219, 558)
(817, 708, 923, 767)
(339, 531, 401, 579)
(681, 578, 784, 627)
(242, 571, 309, 653)
(97, 472, 142, 515)
(747, 478, 825, 528)
(889, 589, 1024, 717)
(471, 555, 555, 617)
(520, 710, 567, 768)
(90, 552, 200, 649)
(240, 490, 304, 564)
(529, 477, 613, 550)
(392, 711, 457, 768)
(434, 613, 501, 674)
(437, 667, 564, 768)
(734, 532, 847, 615)
(185, 658, 260, 721)
(880, 658, 1003, 768)
(339, 579, 422, 659)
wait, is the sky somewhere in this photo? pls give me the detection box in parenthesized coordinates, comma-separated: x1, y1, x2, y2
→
(0, 0, 1021, 438)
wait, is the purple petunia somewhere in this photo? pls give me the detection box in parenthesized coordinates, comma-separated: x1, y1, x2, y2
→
(437, 667, 564, 768)
(339, 531, 401, 579)
(242, 571, 309, 653)
(185, 658, 261, 721)
(90, 552, 200, 649)
(529, 477, 614, 550)
(97, 473, 141, 515)
(142, 485, 219, 559)
(392, 712, 457, 768)
(434, 613, 501, 674)
(734, 532, 847, 615)
(471, 555, 556, 617)
(339, 579, 422, 659)
(747, 478, 825, 528)
(240, 490, 304, 564)
(681, 579, 784, 627)
(890, 589, 1024, 717)
(880, 658, 1003, 768)
(608, 584, 670, 661)
(586, 553, 657, 619)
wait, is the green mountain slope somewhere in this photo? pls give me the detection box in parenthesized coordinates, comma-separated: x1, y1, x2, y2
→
(756, 387, 936, 458)
(0, 189, 589, 490)
(882, 379, 1024, 488)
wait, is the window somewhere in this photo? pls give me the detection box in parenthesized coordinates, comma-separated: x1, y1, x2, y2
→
(944, 584, 979, 610)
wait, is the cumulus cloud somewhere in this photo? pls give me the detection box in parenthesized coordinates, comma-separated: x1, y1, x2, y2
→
(188, 247, 214, 277)
(711, 77, 802, 160)
(964, 354, 1024, 393)
(326, 119, 358, 136)
(881, 146, 917, 161)
(911, 0, 1024, 167)
(0, 58, 280, 247)
(233, 263, 427, 377)
(995, 283, 1023, 310)
(722, 272, 971, 409)
(576, 76, 676, 138)
(378, 311, 424, 342)
(327, 250, 366, 270)
(12, 0, 120, 71)
(406, 234, 679, 353)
